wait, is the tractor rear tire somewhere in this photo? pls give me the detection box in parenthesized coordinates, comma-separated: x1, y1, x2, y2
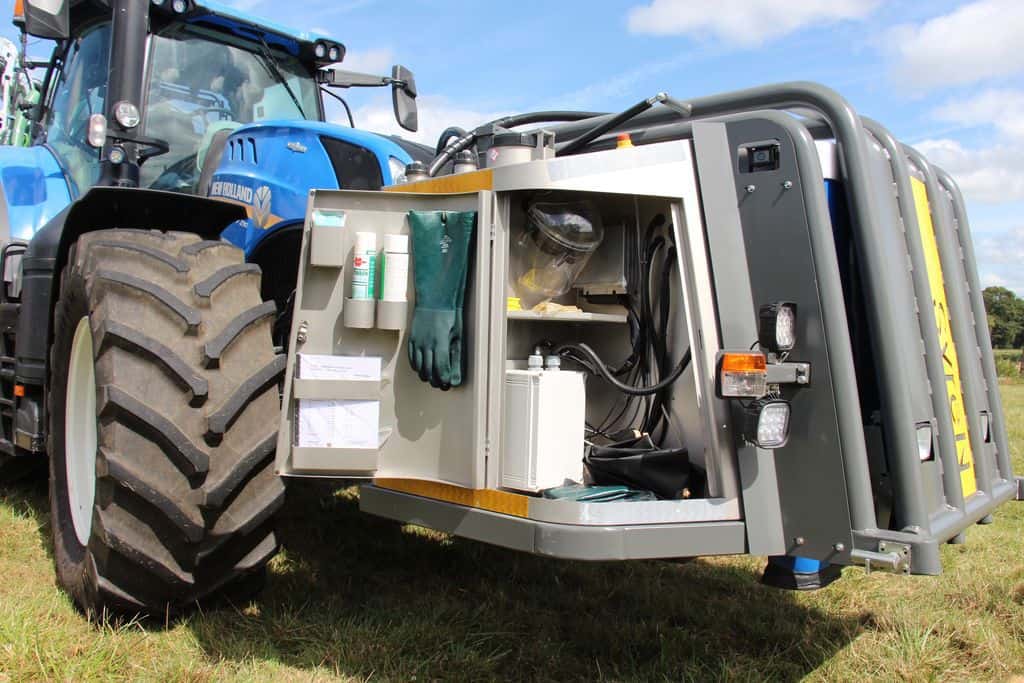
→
(48, 229, 285, 617)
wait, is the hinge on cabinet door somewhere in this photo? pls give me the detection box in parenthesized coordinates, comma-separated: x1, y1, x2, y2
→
(490, 221, 496, 241)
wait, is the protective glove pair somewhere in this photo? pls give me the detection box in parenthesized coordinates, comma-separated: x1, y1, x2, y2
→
(407, 210, 476, 390)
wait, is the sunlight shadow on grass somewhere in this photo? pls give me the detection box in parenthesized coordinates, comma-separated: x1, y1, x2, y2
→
(189, 481, 861, 681)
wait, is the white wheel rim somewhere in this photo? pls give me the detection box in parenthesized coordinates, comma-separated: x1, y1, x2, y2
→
(66, 316, 98, 546)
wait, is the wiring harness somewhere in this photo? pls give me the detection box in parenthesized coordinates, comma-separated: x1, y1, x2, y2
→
(541, 214, 700, 498)
(554, 213, 690, 442)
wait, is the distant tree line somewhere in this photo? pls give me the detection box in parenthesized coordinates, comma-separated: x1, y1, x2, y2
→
(983, 286, 1024, 349)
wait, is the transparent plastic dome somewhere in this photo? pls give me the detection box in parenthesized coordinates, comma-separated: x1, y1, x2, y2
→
(510, 200, 604, 308)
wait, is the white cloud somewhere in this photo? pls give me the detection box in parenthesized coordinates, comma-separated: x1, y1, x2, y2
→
(979, 225, 1024, 265)
(888, 0, 1024, 90)
(933, 88, 1024, 140)
(915, 138, 1024, 204)
(977, 226, 1024, 294)
(345, 94, 505, 147)
(626, 0, 879, 46)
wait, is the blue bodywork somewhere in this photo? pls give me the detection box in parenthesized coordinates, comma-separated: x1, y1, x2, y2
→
(0, 146, 73, 241)
(0, 2, 412, 254)
(191, 0, 337, 53)
(211, 122, 413, 255)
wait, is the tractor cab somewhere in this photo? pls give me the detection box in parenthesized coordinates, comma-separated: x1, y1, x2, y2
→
(10, 0, 420, 240)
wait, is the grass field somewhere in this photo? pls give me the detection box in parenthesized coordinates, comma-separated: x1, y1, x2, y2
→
(0, 382, 1021, 682)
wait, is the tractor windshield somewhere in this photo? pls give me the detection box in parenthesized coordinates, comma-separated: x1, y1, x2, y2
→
(140, 26, 321, 192)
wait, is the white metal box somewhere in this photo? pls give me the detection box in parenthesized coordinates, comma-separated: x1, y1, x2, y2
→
(501, 369, 586, 492)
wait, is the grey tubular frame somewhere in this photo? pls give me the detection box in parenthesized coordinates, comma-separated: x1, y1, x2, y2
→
(552, 82, 931, 536)
(546, 82, 1018, 569)
(902, 146, 999, 510)
(932, 166, 1015, 495)
(552, 83, 937, 532)
(860, 119, 967, 527)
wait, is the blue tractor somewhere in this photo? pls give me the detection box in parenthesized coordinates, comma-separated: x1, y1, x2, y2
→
(0, 0, 431, 616)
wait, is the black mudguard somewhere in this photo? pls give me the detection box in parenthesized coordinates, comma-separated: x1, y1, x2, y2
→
(12, 187, 246, 450)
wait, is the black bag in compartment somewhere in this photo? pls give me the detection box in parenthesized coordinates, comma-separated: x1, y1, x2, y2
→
(584, 434, 702, 500)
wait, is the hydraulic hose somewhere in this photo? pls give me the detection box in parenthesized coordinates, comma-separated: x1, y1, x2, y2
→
(427, 110, 606, 176)
(557, 94, 669, 157)
(556, 342, 691, 396)
(435, 126, 468, 156)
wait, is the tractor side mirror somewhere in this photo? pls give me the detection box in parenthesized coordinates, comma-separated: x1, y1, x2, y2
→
(22, 0, 70, 40)
(391, 65, 417, 133)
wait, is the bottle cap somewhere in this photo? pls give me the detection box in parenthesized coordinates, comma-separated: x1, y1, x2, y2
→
(354, 231, 376, 254)
(383, 233, 408, 253)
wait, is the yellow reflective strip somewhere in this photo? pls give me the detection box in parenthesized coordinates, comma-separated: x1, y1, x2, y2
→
(373, 478, 530, 517)
(383, 169, 493, 194)
(910, 177, 977, 497)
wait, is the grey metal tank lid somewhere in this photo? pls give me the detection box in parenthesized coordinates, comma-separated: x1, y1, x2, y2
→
(492, 131, 539, 148)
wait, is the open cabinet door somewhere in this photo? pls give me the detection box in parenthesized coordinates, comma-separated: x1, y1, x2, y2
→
(275, 189, 494, 488)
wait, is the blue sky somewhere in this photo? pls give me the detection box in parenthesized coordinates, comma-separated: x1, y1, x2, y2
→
(3, 0, 1023, 293)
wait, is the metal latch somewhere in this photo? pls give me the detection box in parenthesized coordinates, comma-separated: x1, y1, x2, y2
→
(851, 541, 911, 574)
(765, 362, 811, 386)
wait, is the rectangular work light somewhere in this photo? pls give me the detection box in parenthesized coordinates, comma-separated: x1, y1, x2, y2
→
(744, 398, 791, 448)
(759, 302, 797, 352)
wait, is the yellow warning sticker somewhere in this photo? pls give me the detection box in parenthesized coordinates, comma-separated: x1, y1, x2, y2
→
(910, 177, 976, 497)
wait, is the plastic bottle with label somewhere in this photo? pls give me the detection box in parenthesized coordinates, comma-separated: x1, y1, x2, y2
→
(351, 231, 376, 299)
(380, 234, 409, 302)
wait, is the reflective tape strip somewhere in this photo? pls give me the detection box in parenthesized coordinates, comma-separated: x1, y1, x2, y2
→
(373, 477, 529, 517)
(384, 169, 494, 194)
(910, 177, 977, 497)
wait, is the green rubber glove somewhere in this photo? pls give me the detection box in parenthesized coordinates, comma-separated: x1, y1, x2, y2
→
(407, 210, 476, 389)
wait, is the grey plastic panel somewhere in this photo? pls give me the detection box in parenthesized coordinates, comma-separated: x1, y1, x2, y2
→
(691, 121, 786, 557)
(292, 378, 382, 401)
(526, 496, 740, 525)
(360, 485, 747, 560)
(705, 116, 856, 563)
(276, 190, 493, 487)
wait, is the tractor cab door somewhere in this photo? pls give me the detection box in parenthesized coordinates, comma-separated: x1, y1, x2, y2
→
(42, 22, 111, 197)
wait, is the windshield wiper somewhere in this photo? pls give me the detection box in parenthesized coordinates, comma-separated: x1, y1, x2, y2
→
(256, 36, 307, 120)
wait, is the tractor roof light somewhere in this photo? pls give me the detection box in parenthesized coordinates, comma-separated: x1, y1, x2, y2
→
(314, 42, 327, 60)
(87, 114, 107, 148)
(744, 397, 791, 448)
(759, 302, 797, 353)
(171, 0, 189, 13)
(113, 101, 140, 129)
(327, 44, 341, 62)
(717, 351, 767, 399)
